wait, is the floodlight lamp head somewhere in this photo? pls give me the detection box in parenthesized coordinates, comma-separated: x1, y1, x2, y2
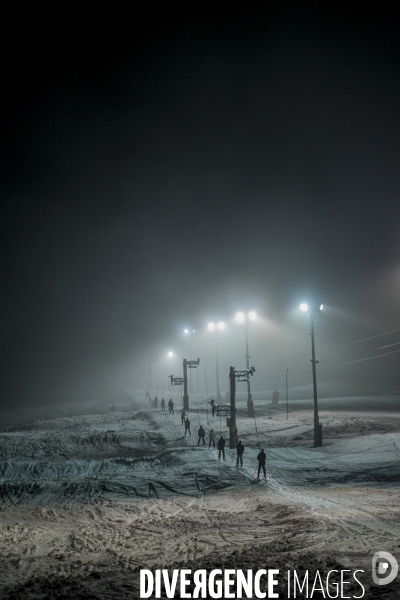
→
(184, 329, 189, 334)
(319, 304, 324, 311)
(300, 303, 308, 312)
(217, 321, 225, 330)
(235, 312, 245, 323)
(248, 311, 256, 320)
(208, 322, 215, 330)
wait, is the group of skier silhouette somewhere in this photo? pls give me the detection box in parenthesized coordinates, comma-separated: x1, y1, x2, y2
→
(144, 393, 267, 479)
(162, 396, 267, 478)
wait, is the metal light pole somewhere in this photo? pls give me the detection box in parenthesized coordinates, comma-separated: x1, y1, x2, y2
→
(183, 329, 196, 393)
(208, 322, 225, 403)
(182, 357, 200, 411)
(228, 366, 256, 449)
(143, 356, 159, 394)
(215, 335, 221, 403)
(245, 321, 251, 406)
(235, 312, 256, 417)
(286, 368, 289, 420)
(310, 311, 320, 447)
(229, 367, 236, 449)
(183, 359, 188, 410)
(300, 303, 323, 447)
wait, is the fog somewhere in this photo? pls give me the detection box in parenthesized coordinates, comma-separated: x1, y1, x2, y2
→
(1, 6, 400, 411)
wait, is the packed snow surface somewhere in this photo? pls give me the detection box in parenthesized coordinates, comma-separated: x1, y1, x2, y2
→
(1, 392, 399, 506)
(0, 388, 399, 598)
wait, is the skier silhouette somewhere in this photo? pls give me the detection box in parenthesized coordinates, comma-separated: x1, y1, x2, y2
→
(209, 429, 216, 448)
(236, 440, 244, 467)
(217, 435, 225, 460)
(257, 448, 267, 479)
(198, 425, 205, 445)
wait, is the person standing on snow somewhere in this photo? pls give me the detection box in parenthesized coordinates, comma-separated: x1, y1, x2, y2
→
(168, 399, 174, 414)
(153, 396, 158, 409)
(181, 409, 186, 425)
(257, 448, 267, 479)
(217, 435, 225, 460)
(185, 417, 191, 436)
(236, 440, 244, 467)
(210, 399, 216, 417)
(160, 398, 165, 411)
(197, 425, 205, 445)
(209, 429, 216, 448)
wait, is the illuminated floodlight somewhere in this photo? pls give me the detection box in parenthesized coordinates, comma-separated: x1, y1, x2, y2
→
(167, 351, 173, 357)
(217, 321, 225, 330)
(248, 311, 256, 320)
(320, 304, 324, 311)
(192, 329, 195, 333)
(208, 322, 215, 331)
(184, 329, 189, 334)
(300, 303, 308, 312)
(235, 312, 245, 323)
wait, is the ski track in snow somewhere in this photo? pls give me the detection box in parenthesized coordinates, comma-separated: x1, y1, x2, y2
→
(0, 394, 399, 598)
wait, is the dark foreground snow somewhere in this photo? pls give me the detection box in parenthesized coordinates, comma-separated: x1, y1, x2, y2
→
(0, 390, 399, 598)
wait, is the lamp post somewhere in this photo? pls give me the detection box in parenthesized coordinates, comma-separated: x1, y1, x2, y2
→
(300, 303, 323, 447)
(286, 368, 289, 420)
(142, 356, 159, 395)
(229, 366, 256, 448)
(235, 311, 257, 416)
(184, 328, 196, 392)
(182, 357, 200, 411)
(207, 321, 225, 403)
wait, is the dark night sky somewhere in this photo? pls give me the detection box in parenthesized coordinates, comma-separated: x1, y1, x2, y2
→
(1, 6, 400, 408)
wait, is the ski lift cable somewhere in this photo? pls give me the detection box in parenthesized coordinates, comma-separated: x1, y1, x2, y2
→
(277, 343, 400, 374)
(343, 348, 400, 365)
(253, 414, 260, 450)
(265, 328, 400, 367)
(285, 349, 400, 376)
(275, 340, 287, 391)
(318, 347, 395, 364)
(286, 369, 312, 376)
(341, 328, 400, 347)
(306, 328, 400, 362)
(196, 402, 201, 428)
(297, 346, 400, 368)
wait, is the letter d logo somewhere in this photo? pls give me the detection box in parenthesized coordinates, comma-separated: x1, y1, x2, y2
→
(372, 551, 398, 586)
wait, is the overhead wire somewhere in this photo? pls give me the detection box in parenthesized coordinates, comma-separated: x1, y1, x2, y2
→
(340, 327, 400, 346)
(286, 347, 400, 375)
(263, 327, 400, 369)
(275, 341, 287, 391)
(344, 349, 400, 365)
(204, 365, 209, 395)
